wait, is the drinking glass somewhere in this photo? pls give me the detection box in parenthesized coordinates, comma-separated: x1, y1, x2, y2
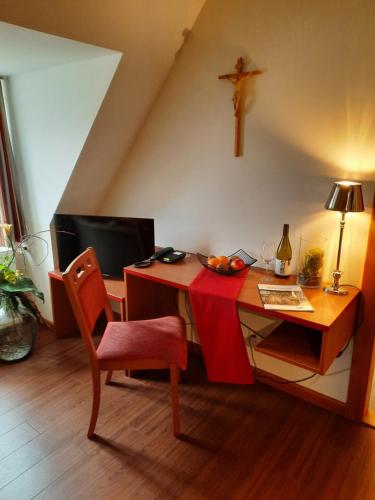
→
(260, 242, 276, 275)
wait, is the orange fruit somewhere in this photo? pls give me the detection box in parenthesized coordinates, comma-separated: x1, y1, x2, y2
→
(216, 262, 229, 272)
(217, 255, 229, 265)
(208, 256, 220, 267)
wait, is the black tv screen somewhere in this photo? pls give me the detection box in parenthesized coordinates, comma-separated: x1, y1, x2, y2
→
(51, 214, 155, 277)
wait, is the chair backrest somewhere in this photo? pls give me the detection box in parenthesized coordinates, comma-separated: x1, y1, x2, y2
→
(62, 247, 113, 363)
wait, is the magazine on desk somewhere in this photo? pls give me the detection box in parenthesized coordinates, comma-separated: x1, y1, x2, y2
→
(257, 284, 314, 311)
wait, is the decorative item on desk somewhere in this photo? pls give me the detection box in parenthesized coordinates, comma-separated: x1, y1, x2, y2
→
(324, 180, 364, 295)
(197, 249, 257, 275)
(297, 237, 327, 289)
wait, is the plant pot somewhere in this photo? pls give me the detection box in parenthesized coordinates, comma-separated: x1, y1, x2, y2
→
(297, 237, 327, 289)
(0, 296, 38, 362)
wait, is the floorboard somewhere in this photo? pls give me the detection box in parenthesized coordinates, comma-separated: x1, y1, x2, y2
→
(0, 327, 374, 500)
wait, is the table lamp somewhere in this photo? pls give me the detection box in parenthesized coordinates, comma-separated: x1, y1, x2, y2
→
(323, 180, 364, 295)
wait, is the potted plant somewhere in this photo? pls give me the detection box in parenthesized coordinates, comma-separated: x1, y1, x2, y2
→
(0, 224, 44, 362)
(297, 240, 325, 289)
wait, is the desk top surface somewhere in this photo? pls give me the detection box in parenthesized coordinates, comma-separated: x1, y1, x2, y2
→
(124, 253, 360, 331)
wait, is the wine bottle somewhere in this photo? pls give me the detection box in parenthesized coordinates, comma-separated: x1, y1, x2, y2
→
(275, 224, 292, 278)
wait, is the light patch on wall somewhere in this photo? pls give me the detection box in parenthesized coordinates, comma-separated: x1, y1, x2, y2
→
(260, 86, 375, 180)
(336, 96, 375, 176)
(310, 99, 375, 178)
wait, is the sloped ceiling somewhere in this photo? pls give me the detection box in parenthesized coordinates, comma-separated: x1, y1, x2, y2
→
(0, 21, 117, 75)
(0, 0, 206, 214)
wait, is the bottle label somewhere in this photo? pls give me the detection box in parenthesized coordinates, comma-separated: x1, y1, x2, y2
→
(275, 258, 291, 276)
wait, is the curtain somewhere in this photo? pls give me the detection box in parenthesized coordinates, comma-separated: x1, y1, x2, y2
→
(0, 78, 25, 243)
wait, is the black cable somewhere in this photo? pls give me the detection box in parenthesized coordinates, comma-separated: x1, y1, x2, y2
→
(239, 320, 265, 339)
(248, 335, 258, 368)
(26, 235, 50, 265)
(257, 371, 317, 385)
(16, 228, 71, 267)
(336, 339, 351, 358)
(335, 298, 363, 358)
(245, 328, 317, 385)
(353, 289, 364, 332)
(184, 292, 196, 343)
(184, 291, 195, 326)
(340, 284, 363, 327)
(333, 284, 364, 358)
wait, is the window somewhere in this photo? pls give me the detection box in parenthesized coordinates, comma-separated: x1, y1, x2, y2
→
(0, 78, 25, 243)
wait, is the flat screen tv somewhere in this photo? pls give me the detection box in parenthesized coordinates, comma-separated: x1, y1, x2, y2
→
(51, 214, 155, 277)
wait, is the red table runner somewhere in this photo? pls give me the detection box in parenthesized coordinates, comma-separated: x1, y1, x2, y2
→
(189, 268, 254, 384)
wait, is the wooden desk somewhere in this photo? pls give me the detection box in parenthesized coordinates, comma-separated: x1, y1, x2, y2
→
(124, 254, 360, 375)
(49, 270, 126, 338)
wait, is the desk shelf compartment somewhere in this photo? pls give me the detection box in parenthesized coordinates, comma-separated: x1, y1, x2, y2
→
(254, 295, 358, 375)
(254, 322, 322, 373)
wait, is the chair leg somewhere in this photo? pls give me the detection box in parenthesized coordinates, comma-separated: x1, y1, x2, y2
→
(88, 368, 101, 439)
(170, 364, 180, 437)
(105, 370, 113, 385)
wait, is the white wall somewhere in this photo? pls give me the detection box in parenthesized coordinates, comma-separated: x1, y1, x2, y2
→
(7, 53, 120, 318)
(101, 0, 375, 401)
(0, 0, 206, 215)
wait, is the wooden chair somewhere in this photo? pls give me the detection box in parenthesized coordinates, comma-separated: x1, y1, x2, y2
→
(62, 247, 187, 438)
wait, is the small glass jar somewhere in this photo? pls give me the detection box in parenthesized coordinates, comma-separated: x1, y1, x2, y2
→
(297, 237, 327, 289)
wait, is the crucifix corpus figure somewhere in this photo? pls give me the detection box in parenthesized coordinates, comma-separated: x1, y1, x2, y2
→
(219, 57, 265, 157)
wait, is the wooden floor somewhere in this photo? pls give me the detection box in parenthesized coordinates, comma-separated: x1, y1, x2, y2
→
(0, 327, 375, 500)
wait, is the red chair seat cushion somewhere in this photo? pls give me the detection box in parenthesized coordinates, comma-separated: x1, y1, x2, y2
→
(96, 316, 187, 369)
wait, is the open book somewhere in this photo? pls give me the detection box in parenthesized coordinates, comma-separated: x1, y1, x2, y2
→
(257, 284, 314, 311)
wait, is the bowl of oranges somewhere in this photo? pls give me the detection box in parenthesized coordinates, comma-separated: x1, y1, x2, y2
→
(197, 249, 257, 275)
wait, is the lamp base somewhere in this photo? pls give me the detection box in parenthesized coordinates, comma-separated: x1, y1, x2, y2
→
(323, 269, 348, 296)
(323, 286, 348, 296)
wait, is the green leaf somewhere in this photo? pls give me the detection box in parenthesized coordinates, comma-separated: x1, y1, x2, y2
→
(0, 277, 44, 302)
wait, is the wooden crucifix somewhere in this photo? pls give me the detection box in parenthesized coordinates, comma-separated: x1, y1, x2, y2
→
(219, 57, 265, 157)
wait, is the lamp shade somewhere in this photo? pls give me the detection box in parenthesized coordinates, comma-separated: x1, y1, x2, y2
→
(325, 181, 364, 213)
